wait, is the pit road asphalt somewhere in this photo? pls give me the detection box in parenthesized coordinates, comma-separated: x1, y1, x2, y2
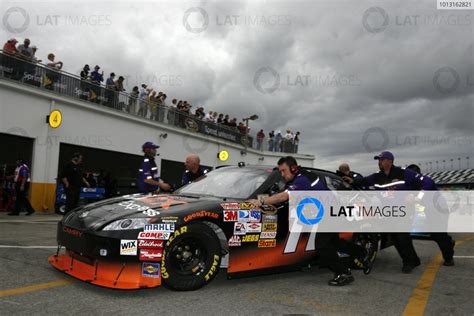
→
(1, 213, 473, 316)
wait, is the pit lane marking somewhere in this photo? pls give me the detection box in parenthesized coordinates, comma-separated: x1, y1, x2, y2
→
(0, 245, 57, 249)
(452, 256, 474, 258)
(402, 236, 474, 316)
(0, 279, 74, 298)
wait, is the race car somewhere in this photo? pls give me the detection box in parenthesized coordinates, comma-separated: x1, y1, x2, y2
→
(49, 164, 378, 291)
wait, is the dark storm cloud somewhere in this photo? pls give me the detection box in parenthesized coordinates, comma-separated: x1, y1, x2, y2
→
(1, 0, 472, 173)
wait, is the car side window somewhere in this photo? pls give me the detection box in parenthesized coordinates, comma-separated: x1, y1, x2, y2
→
(325, 176, 350, 190)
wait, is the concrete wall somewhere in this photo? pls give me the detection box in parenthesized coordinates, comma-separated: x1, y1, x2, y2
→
(0, 79, 315, 212)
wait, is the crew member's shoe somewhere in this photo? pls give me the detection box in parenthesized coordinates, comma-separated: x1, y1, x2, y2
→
(7, 212, 19, 216)
(328, 271, 354, 286)
(26, 210, 35, 216)
(363, 242, 377, 275)
(402, 260, 421, 274)
(443, 258, 455, 266)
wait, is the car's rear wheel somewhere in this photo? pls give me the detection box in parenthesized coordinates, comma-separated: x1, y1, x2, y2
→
(161, 222, 221, 291)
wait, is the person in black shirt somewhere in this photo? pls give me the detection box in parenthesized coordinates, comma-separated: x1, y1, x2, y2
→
(181, 154, 209, 187)
(60, 153, 90, 214)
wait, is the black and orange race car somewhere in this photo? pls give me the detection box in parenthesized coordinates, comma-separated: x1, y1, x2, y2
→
(49, 164, 379, 291)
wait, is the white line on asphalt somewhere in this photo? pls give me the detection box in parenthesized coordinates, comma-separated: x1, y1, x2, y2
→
(0, 245, 57, 249)
(453, 256, 474, 258)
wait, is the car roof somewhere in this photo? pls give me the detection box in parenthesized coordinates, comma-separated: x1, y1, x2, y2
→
(216, 164, 341, 178)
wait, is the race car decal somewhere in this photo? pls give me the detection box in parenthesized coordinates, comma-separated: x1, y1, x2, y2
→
(138, 240, 164, 249)
(120, 240, 137, 256)
(223, 210, 238, 221)
(246, 223, 262, 233)
(262, 214, 278, 222)
(138, 231, 171, 240)
(234, 222, 246, 235)
(228, 235, 241, 247)
(258, 239, 276, 248)
(262, 223, 277, 232)
(184, 211, 219, 222)
(260, 232, 277, 239)
(242, 234, 259, 242)
(144, 223, 175, 233)
(142, 262, 161, 278)
(139, 249, 163, 261)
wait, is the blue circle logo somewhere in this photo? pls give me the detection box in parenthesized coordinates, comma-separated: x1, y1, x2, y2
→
(296, 197, 324, 225)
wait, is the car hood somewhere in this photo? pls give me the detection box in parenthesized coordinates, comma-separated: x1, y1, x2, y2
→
(62, 194, 224, 230)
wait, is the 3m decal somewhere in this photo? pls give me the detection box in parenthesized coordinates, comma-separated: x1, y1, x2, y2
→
(120, 239, 137, 255)
(142, 262, 161, 278)
(242, 234, 259, 242)
(224, 210, 238, 222)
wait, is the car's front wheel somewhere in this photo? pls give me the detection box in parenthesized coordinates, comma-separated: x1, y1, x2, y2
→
(161, 222, 221, 291)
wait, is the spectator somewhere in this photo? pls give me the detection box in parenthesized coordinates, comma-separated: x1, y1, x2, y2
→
(105, 72, 116, 107)
(274, 131, 282, 152)
(90, 65, 103, 103)
(268, 130, 275, 151)
(137, 84, 150, 117)
(30, 46, 41, 63)
(2, 38, 19, 78)
(148, 90, 158, 121)
(204, 111, 214, 122)
(284, 129, 294, 141)
(79, 64, 90, 100)
(45, 53, 63, 90)
(90, 65, 104, 84)
(128, 86, 139, 114)
(256, 129, 265, 150)
(17, 38, 33, 81)
(213, 111, 219, 123)
(167, 98, 177, 124)
(238, 122, 247, 134)
(195, 107, 205, 120)
(223, 114, 230, 125)
(228, 118, 237, 128)
(217, 113, 224, 124)
(114, 75, 125, 109)
(294, 131, 300, 153)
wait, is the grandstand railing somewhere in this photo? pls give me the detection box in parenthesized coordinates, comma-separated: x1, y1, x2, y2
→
(0, 50, 299, 153)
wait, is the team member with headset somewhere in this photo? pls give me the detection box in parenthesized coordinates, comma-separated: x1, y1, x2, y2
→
(137, 142, 171, 194)
(249, 156, 372, 286)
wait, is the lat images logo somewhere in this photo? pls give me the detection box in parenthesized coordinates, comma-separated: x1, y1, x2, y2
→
(297, 197, 325, 225)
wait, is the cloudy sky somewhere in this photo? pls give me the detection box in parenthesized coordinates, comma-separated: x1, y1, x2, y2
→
(1, 0, 473, 174)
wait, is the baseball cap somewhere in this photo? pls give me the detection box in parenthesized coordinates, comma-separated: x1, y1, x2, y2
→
(142, 141, 160, 149)
(373, 151, 394, 161)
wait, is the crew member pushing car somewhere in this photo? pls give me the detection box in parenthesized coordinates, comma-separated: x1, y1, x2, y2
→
(406, 164, 455, 266)
(344, 151, 431, 273)
(138, 142, 171, 194)
(60, 153, 90, 214)
(249, 156, 371, 286)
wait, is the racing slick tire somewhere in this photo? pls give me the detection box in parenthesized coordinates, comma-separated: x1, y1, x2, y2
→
(161, 222, 222, 291)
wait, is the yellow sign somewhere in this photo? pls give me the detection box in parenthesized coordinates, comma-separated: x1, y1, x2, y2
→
(48, 110, 62, 128)
(218, 150, 229, 161)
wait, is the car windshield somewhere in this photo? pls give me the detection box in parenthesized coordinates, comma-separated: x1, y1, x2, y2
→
(175, 167, 272, 199)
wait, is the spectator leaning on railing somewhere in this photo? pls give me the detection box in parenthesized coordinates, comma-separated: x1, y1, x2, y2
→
(105, 72, 116, 107)
(268, 130, 275, 151)
(256, 129, 265, 150)
(129, 86, 139, 114)
(137, 84, 150, 117)
(45, 53, 63, 90)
